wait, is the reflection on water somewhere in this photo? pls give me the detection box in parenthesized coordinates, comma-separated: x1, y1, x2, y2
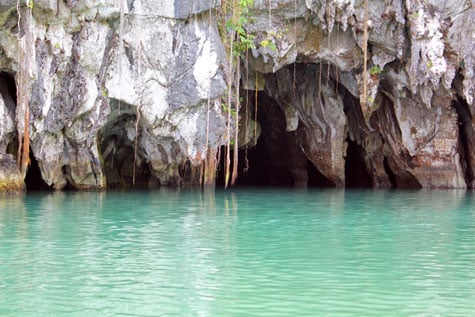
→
(1, 189, 474, 316)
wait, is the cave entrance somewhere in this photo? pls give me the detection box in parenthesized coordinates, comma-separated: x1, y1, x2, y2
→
(232, 135, 294, 187)
(453, 98, 474, 187)
(345, 138, 372, 188)
(0, 71, 17, 155)
(98, 100, 156, 189)
(25, 148, 52, 191)
(217, 90, 334, 188)
(0, 71, 16, 104)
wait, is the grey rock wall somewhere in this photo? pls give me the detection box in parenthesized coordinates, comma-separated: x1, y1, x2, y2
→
(0, 0, 474, 190)
(0, 0, 227, 190)
(243, 0, 474, 188)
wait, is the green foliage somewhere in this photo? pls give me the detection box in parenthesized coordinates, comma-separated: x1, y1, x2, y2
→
(221, 103, 237, 117)
(238, 0, 254, 17)
(260, 39, 276, 51)
(225, 0, 256, 57)
(219, 0, 257, 188)
(369, 65, 382, 76)
(27, 0, 34, 9)
(259, 29, 285, 52)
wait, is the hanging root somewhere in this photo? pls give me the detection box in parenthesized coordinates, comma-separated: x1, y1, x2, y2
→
(362, 0, 369, 110)
(254, 72, 258, 146)
(132, 108, 140, 186)
(231, 61, 240, 186)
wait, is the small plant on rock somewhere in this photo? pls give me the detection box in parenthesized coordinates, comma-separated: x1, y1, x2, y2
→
(369, 65, 382, 79)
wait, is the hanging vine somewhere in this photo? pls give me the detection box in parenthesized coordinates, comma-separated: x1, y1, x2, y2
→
(254, 72, 258, 146)
(118, 0, 125, 114)
(202, 6, 217, 186)
(132, 4, 143, 187)
(16, 0, 34, 178)
(362, 0, 369, 110)
(243, 49, 250, 174)
(219, 0, 255, 188)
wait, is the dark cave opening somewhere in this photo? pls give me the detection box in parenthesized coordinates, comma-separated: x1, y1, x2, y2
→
(98, 101, 156, 189)
(383, 157, 397, 188)
(232, 136, 295, 187)
(25, 149, 52, 191)
(345, 138, 372, 188)
(217, 90, 334, 188)
(453, 98, 474, 187)
(0, 71, 17, 104)
(338, 79, 374, 188)
(61, 165, 75, 191)
(0, 71, 18, 156)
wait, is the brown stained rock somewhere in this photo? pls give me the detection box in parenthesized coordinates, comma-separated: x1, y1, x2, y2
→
(363, 131, 392, 188)
(371, 81, 466, 188)
(0, 154, 24, 192)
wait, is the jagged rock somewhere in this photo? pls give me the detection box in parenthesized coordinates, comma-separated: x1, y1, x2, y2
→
(0, 0, 474, 190)
(131, 0, 220, 19)
(104, 8, 227, 186)
(244, 0, 474, 188)
(0, 0, 227, 191)
(0, 74, 16, 154)
(371, 71, 466, 188)
(264, 64, 347, 187)
(0, 154, 24, 192)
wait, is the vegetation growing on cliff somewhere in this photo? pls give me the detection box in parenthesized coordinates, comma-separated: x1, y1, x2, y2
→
(219, 0, 256, 188)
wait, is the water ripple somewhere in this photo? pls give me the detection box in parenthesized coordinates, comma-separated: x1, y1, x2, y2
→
(1, 189, 474, 316)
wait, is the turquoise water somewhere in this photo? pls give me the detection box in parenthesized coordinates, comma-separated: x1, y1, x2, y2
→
(0, 189, 474, 316)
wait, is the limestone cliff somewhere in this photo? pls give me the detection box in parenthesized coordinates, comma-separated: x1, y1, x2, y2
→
(0, 0, 473, 190)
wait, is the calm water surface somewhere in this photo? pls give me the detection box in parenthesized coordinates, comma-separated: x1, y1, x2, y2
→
(0, 189, 474, 316)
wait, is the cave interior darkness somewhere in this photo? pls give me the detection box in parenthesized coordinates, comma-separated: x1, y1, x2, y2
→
(217, 87, 374, 189)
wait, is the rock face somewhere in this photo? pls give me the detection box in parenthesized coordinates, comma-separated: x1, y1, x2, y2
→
(243, 0, 474, 189)
(0, 0, 227, 190)
(0, 0, 474, 190)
